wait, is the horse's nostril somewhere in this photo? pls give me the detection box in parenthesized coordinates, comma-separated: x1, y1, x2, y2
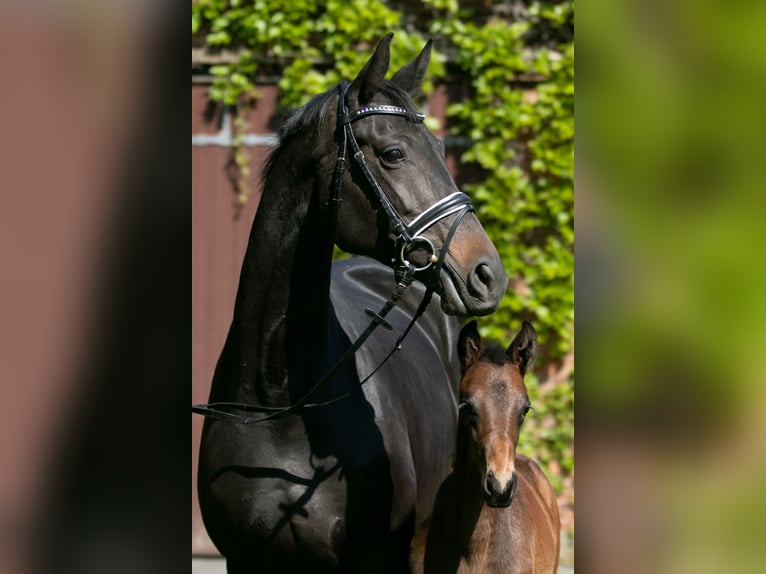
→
(476, 263, 493, 285)
(468, 263, 494, 298)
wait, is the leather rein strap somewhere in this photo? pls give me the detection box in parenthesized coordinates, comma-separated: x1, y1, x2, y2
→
(192, 83, 474, 424)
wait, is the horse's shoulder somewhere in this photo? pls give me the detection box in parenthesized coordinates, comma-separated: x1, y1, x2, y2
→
(330, 255, 398, 288)
(330, 256, 409, 310)
(329, 256, 456, 339)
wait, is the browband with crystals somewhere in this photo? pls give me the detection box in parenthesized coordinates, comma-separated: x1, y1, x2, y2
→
(341, 104, 425, 125)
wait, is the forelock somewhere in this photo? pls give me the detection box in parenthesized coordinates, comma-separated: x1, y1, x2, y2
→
(481, 341, 508, 366)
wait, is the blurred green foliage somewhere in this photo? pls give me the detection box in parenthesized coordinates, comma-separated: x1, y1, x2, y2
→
(192, 0, 574, 498)
(575, 2, 766, 571)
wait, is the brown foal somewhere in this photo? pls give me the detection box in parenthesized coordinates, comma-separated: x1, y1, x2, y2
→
(410, 321, 560, 574)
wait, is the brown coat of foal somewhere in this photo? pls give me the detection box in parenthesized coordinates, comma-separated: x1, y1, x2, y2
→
(410, 321, 560, 574)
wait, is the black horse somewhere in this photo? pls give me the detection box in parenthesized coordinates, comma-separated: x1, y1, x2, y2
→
(197, 34, 508, 573)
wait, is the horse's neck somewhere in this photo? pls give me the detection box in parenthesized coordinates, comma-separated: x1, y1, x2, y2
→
(213, 153, 332, 406)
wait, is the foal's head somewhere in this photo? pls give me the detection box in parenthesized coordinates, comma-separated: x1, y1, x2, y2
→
(457, 320, 537, 508)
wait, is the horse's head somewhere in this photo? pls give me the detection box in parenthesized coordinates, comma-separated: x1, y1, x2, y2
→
(324, 33, 507, 316)
(457, 320, 537, 507)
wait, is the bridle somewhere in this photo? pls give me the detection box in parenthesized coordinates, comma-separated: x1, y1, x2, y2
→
(192, 83, 474, 424)
(329, 82, 474, 274)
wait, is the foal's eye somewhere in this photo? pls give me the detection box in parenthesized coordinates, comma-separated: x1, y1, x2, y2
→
(459, 402, 479, 428)
(519, 405, 532, 424)
(381, 148, 405, 164)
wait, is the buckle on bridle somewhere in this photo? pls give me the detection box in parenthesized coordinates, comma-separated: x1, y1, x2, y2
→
(399, 236, 438, 272)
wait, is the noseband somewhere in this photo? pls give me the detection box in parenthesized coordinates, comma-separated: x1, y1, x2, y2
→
(330, 82, 474, 273)
(192, 83, 474, 424)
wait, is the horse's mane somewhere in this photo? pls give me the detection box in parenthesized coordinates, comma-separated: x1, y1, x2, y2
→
(263, 81, 419, 181)
(262, 86, 337, 181)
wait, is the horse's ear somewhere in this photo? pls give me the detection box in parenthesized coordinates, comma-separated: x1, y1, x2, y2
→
(458, 320, 483, 375)
(390, 39, 432, 98)
(349, 33, 393, 104)
(506, 321, 537, 376)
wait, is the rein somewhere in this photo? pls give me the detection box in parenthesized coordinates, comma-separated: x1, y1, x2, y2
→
(192, 83, 473, 424)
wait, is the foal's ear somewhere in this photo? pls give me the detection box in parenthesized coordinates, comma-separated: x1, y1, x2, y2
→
(390, 39, 432, 98)
(458, 320, 483, 375)
(349, 33, 393, 104)
(506, 321, 537, 376)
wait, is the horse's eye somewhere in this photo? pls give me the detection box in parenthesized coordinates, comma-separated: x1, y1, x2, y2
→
(381, 148, 405, 163)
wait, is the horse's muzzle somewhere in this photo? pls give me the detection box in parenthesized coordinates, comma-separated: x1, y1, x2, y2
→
(440, 255, 508, 317)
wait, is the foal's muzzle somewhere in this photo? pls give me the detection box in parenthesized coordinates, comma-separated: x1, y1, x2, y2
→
(483, 470, 518, 508)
